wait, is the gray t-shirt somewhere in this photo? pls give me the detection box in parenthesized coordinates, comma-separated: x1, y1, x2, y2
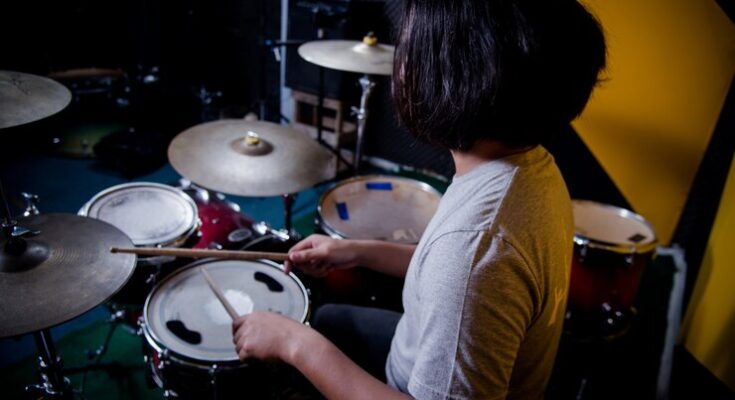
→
(386, 146, 573, 399)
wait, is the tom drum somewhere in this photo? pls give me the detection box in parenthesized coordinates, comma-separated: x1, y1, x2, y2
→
(79, 182, 200, 306)
(567, 200, 657, 336)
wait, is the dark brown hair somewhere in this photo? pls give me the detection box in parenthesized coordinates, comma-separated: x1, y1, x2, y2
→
(392, 0, 606, 150)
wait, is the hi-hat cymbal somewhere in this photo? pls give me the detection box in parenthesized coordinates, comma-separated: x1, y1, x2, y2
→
(168, 119, 334, 197)
(0, 70, 72, 129)
(0, 214, 136, 338)
(298, 39, 394, 76)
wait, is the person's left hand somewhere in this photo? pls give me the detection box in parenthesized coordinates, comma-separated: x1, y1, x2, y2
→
(232, 311, 306, 362)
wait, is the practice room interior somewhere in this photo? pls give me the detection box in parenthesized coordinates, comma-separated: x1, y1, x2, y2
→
(0, 0, 733, 399)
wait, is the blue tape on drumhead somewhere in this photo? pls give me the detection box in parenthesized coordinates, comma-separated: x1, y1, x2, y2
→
(365, 182, 393, 190)
(336, 202, 349, 220)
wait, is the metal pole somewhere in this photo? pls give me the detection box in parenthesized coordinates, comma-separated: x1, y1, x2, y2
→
(316, 27, 325, 143)
(0, 178, 14, 228)
(353, 74, 376, 174)
(31, 329, 73, 398)
(282, 193, 297, 233)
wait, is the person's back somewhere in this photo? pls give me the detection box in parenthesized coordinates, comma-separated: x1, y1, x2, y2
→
(387, 146, 574, 399)
(386, 0, 606, 397)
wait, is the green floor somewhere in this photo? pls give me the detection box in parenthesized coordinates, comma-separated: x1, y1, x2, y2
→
(2, 320, 162, 400)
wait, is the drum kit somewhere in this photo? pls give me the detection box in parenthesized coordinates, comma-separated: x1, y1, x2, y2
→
(1, 30, 658, 399)
(0, 33, 403, 399)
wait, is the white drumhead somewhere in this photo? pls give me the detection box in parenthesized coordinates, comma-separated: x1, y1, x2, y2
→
(572, 200, 656, 249)
(318, 175, 441, 243)
(144, 259, 308, 362)
(81, 182, 198, 247)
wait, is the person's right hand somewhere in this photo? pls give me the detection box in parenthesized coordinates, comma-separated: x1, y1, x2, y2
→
(284, 234, 360, 277)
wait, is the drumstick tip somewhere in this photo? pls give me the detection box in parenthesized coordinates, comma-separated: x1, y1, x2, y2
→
(110, 247, 119, 253)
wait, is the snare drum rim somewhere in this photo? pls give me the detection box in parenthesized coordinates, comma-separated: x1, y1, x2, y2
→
(316, 174, 442, 241)
(572, 200, 658, 255)
(79, 182, 200, 248)
(142, 257, 311, 366)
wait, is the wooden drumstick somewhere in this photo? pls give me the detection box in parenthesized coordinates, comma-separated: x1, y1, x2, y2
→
(199, 266, 239, 320)
(110, 247, 289, 263)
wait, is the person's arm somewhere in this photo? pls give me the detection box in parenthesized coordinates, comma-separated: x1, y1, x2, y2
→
(284, 234, 415, 278)
(233, 312, 412, 400)
(398, 231, 538, 399)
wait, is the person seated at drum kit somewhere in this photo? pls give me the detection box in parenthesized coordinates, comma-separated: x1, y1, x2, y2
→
(232, 0, 606, 398)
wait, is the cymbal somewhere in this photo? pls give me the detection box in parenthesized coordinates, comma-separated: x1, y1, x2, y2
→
(0, 70, 72, 129)
(298, 39, 394, 76)
(0, 214, 136, 338)
(168, 119, 334, 197)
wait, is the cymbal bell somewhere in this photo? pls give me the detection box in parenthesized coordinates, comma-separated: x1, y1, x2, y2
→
(0, 214, 136, 338)
(168, 119, 335, 197)
(298, 39, 395, 76)
(0, 70, 72, 130)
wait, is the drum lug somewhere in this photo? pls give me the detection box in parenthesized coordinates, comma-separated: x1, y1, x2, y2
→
(624, 252, 635, 268)
(158, 350, 169, 371)
(136, 316, 145, 336)
(209, 363, 219, 386)
(577, 243, 588, 263)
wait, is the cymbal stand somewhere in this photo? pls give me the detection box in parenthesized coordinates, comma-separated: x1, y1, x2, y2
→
(26, 329, 74, 399)
(0, 179, 38, 255)
(283, 193, 297, 235)
(351, 74, 376, 174)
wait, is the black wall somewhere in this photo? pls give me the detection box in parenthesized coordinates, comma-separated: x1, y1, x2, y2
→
(0, 0, 283, 129)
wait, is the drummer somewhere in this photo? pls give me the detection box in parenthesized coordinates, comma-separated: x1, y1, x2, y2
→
(233, 0, 606, 398)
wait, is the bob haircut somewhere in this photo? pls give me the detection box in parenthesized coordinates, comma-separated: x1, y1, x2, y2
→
(392, 0, 606, 150)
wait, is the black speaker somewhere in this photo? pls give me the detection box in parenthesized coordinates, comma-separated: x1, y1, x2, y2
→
(285, 0, 390, 100)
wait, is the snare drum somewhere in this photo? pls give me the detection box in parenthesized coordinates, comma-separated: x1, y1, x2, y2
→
(317, 175, 441, 243)
(567, 200, 657, 334)
(141, 259, 310, 399)
(316, 175, 441, 310)
(79, 182, 200, 305)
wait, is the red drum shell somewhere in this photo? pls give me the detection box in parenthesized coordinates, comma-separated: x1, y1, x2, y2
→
(190, 193, 255, 250)
(567, 200, 657, 314)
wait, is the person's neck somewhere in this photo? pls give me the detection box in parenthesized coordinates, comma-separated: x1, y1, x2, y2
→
(451, 140, 536, 177)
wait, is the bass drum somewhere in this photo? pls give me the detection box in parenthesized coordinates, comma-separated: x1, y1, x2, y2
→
(141, 258, 310, 399)
(315, 175, 442, 311)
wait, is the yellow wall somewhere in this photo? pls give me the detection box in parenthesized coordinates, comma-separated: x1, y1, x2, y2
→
(575, 0, 735, 244)
(680, 156, 735, 391)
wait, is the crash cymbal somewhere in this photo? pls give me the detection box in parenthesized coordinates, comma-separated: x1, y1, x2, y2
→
(298, 38, 394, 76)
(0, 70, 72, 129)
(168, 119, 334, 197)
(0, 213, 136, 338)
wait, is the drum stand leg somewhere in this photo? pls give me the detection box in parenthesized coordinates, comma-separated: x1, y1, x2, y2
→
(25, 329, 75, 399)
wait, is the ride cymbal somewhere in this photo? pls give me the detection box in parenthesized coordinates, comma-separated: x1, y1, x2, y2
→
(168, 119, 334, 197)
(0, 71, 71, 129)
(298, 39, 394, 76)
(0, 213, 136, 338)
